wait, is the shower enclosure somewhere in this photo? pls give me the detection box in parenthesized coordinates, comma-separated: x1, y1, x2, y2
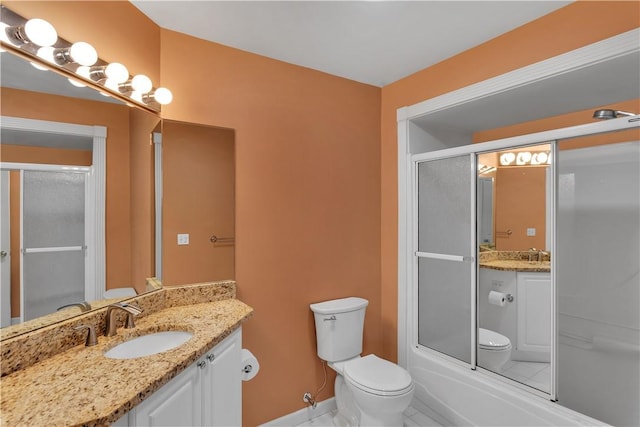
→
(404, 119, 639, 426)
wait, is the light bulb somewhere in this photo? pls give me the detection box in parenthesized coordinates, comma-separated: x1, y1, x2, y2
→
(131, 74, 152, 93)
(0, 23, 14, 45)
(105, 62, 129, 84)
(103, 78, 120, 91)
(68, 78, 86, 88)
(154, 87, 173, 105)
(69, 41, 97, 66)
(30, 61, 48, 71)
(76, 65, 91, 79)
(130, 91, 143, 102)
(37, 46, 55, 63)
(24, 18, 57, 47)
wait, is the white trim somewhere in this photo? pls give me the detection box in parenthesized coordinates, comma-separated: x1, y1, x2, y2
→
(0, 163, 90, 173)
(153, 132, 163, 281)
(0, 171, 10, 328)
(0, 116, 106, 304)
(259, 397, 336, 427)
(397, 29, 640, 122)
(397, 112, 410, 368)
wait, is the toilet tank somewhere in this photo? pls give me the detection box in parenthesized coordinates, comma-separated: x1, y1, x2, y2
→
(310, 297, 368, 362)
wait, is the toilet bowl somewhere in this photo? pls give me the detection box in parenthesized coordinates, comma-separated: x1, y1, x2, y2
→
(310, 297, 415, 426)
(478, 328, 512, 372)
(329, 355, 414, 427)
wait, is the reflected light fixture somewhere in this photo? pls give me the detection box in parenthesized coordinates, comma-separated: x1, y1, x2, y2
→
(592, 109, 637, 120)
(499, 151, 551, 166)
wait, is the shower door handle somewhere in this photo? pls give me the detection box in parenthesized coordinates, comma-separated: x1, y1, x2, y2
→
(0, 251, 6, 258)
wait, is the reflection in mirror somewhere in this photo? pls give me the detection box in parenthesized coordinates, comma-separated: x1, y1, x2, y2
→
(477, 143, 552, 393)
(0, 47, 160, 338)
(161, 120, 235, 285)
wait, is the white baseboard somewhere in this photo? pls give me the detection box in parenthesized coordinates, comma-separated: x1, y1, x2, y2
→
(261, 397, 336, 426)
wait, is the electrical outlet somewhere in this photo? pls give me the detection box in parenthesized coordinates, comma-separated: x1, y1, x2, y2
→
(527, 228, 536, 236)
(177, 233, 189, 245)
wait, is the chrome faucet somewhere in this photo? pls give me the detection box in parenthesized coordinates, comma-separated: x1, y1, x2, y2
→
(105, 302, 143, 336)
(528, 248, 537, 262)
(538, 250, 550, 263)
(57, 301, 92, 312)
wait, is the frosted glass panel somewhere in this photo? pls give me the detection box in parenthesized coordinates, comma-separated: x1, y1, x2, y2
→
(416, 155, 473, 363)
(418, 257, 471, 363)
(23, 251, 85, 320)
(418, 156, 472, 255)
(23, 171, 85, 248)
(557, 140, 639, 426)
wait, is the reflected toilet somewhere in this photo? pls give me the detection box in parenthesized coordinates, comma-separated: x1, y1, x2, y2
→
(478, 328, 512, 372)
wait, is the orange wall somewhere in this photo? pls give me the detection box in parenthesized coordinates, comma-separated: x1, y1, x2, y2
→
(380, 1, 640, 365)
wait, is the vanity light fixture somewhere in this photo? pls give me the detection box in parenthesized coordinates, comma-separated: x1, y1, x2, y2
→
(3, 18, 57, 47)
(0, 5, 173, 111)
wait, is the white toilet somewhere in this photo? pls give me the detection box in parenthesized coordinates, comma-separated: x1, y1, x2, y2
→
(477, 328, 512, 372)
(310, 297, 414, 427)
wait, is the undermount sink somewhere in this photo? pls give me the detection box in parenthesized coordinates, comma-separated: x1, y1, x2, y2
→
(104, 331, 193, 359)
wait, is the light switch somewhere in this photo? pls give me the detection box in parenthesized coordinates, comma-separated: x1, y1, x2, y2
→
(527, 228, 536, 236)
(177, 233, 189, 245)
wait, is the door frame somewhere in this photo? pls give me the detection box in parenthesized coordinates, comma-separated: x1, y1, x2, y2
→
(0, 116, 106, 305)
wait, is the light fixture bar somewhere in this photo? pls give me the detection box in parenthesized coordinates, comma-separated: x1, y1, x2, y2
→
(0, 5, 172, 112)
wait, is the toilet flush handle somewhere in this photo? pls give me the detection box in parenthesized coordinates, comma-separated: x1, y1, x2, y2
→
(324, 315, 337, 321)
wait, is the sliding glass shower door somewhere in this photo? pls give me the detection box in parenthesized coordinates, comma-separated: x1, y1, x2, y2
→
(416, 154, 474, 364)
(22, 170, 86, 320)
(556, 134, 639, 426)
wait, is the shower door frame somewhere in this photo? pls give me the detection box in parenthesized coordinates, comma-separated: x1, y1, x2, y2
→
(403, 116, 639, 403)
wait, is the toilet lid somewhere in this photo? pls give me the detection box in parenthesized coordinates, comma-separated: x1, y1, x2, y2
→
(479, 328, 510, 350)
(343, 354, 413, 396)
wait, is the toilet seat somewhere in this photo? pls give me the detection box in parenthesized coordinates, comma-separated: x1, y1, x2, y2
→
(343, 354, 413, 397)
(479, 328, 511, 351)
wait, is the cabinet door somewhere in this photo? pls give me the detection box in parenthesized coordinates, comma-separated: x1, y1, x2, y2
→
(131, 362, 202, 427)
(202, 328, 242, 426)
(516, 272, 551, 358)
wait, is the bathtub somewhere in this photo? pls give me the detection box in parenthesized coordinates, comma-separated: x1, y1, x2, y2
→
(408, 348, 607, 426)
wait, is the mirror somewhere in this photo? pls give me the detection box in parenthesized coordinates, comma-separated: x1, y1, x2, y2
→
(0, 48, 160, 338)
(477, 143, 552, 393)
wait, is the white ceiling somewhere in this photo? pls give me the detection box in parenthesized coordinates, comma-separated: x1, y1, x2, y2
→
(131, 1, 572, 87)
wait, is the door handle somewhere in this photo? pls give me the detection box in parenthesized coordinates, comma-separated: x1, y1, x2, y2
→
(0, 251, 7, 258)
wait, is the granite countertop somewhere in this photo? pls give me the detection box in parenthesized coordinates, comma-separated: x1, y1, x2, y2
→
(479, 259, 551, 272)
(0, 298, 253, 427)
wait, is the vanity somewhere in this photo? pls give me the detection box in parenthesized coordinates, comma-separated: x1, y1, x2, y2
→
(0, 282, 253, 426)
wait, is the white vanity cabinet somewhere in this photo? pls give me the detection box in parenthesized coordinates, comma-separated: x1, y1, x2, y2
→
(120, 327, 242, 427)
(516, 273, 551, 361)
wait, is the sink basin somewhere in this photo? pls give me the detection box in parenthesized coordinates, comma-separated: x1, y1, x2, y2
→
(104, 331, 193, 359)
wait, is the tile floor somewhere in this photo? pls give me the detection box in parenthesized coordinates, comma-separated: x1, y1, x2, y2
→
(501, 360, 550, 393)
(296, 406, 442, 427)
